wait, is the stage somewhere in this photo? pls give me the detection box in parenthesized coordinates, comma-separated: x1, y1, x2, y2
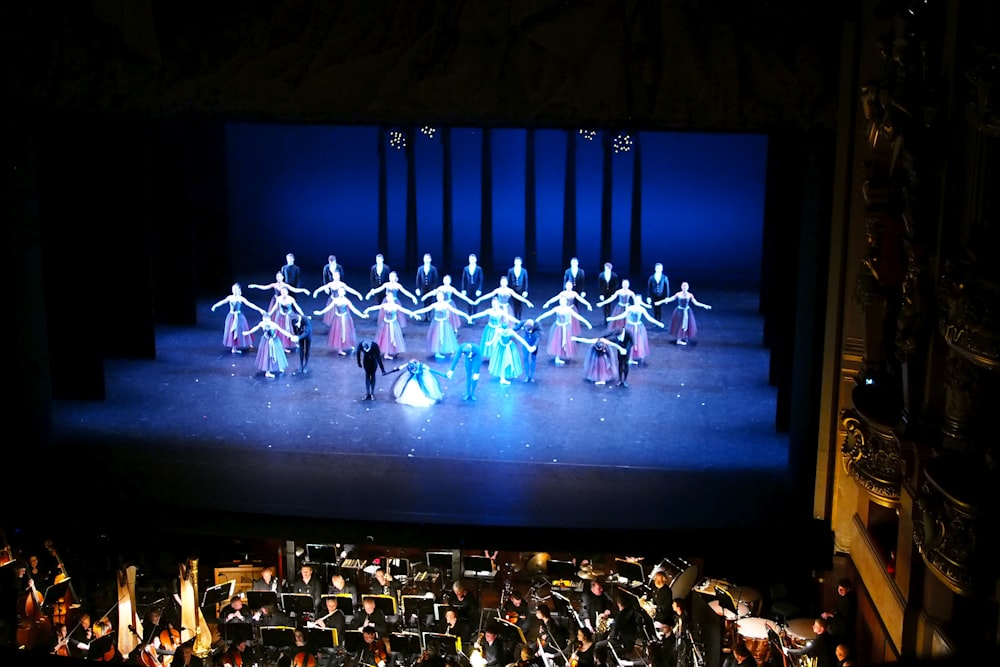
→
(46, 277, 793, 547)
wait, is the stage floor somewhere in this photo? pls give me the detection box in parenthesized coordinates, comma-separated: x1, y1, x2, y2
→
(46, 278, 791, 543)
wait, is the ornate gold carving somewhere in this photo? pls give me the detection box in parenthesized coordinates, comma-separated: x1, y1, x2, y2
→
(840, 391, 902, 508)
(912, 458, 990, 597)
(937, 265, 1000, 370)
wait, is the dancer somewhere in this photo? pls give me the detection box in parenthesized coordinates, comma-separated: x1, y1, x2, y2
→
(543, 279, 593, 336)
(421, 275, 475, 330)
(366, 270, 419, 305)
(281, 252, 302, 288)
(314, 287, 369, 355)
(596, 278, 649, 332)
(563, 256, 587, 298)
(447, 342, 484, 401)
(572, 336, 627, 385)
(536, 297, 593, 364)
(470, 298, 519, 360)
(414, 253, 440, 320)
(312, 270, 364, 327)
(656, 281, 712, 345)
(460, 253, 484, 316)
(292, 314, 312, 374)
(485, 322, 535, 384)
(269, 287, 306, 351)
(607, 296, 664, 363)
(514, 318, 543, 382)
(248, 272, 310, 312)
(322, 255, 346, 286)
(476, 276, 533, 318)
(596, 263, 619, 319)
(646, 263, 670, 322)
(412, 292, 472, 359)
(611, 326, 635, 387)
(211, 283, 266, 354)
(505, 256, 530, 320)
(363, 293, 418, 360)
(357, 339, 385, 401)
(243, 314, 298, 378)
(388, 359, 447, 407)
(370, 253, 391, 299)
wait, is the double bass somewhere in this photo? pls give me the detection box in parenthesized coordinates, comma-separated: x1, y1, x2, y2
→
(45, 540, 80, 624)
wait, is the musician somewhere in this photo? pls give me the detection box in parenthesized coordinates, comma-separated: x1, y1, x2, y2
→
(835, 643, 854, 667)
(822, 578, 857, 645)
(370, 568, 399, 599)
(222, 595, 253, 625)
(501, 589, 533, 635)
(70, 613, 95, 659)
(175, 642, 205, 667)
(253, 603, 291, 628)
(353, 596, 389, 638)
(671, 598, 696, 667)
(252, 566, 282, 595)
(314, 595, 346, 640)
(579, 581, 615, 637)
(141, 607, 166, 645)
(607, 592, 654, 657)
(650, 572, 675, 632)
(328, 573, 359, 606)
(509, 643, 543, 667)
(439, 607, 469, 643)
(359, 626, 389, 667)
(534, 604, 569, 652)
(571, 627, 597, 667)
(478, 623, 509, 667)
(722, 642, 756, 667)
(220, 637, 249, 667)
(293, 564, 324, 613)
(448, 581, 478, 625)
(784, 618, 837, 667)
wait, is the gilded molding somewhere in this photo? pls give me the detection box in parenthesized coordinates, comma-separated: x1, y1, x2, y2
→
(937, 266, 1000, 370)
(841, 399, 902, 508)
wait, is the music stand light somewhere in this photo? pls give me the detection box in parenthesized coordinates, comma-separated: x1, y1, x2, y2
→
(714, 586, 739, 618)
(422, 632, 461, 656)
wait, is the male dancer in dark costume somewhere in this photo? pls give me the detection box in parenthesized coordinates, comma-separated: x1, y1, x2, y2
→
(447, 342, 483, 400)
(282, 253, 302, 288)
(647, 263, 670, 322)
(505, 256, 529, 320)
(613, 326, 635, 387)
(460, 253, 484, 316)
(292, 314, 312, 374)
(357, 339, 386, 400)
(514, 318, 542, 382)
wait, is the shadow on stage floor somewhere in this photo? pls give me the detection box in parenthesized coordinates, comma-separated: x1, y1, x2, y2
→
(42, 277, 794, 553)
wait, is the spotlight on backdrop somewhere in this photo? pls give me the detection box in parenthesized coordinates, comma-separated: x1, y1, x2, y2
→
(420, 126, 437, 139)
(578, 129, 597, 141)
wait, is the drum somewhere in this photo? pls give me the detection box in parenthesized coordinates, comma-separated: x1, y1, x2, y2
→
(709, 598, 751, 621)
(736, 617, 778, 666)
(650, 557, 698, 599)
(709, 584, 760, 619)
(784, 618, 816, 649)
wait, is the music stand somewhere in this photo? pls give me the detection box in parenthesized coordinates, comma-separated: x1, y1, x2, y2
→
(223, 621, 255, 645)
(247, 591, 279, 612)
(547, 560, 576, 583)
(364, 594, 398, 617)
(462, 555, 493, 578)
(496, 618, 526, 646)
(403, 595, 434, 620)
(390, 631, 423, 656)
(202, 581, 235, 610)
(282, 593, 316, 617)
(42, 579, 71, 609)
(332, 594, 355, 617)
(422, 632, 461, 656)
(433, 603, 450, 622)
(616, 559, 644, 586)
(426, 551, 453, 573)
(715, 586, 738, 614)
(307, 544, 340, 564)
(260, 626, 296, 648)
(305, 627, 338, 649)
(387, 558, 410, 581)
(341, 629, 364, 654)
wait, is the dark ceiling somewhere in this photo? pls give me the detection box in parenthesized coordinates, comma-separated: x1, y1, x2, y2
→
(9, 0, 847, 131)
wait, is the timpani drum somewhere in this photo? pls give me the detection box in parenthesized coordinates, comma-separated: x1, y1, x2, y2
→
(736, 617, 779, 666)
(784, 618, 817, 649)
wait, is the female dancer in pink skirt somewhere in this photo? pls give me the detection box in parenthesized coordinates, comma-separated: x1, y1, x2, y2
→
(314, 287, 369, 355)
(211, 283, 266, 353)
(535, 297, 593, 365)
(363, 292, 418, 360)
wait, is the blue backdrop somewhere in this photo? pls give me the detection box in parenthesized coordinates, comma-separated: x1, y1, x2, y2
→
(225, 124, 767, 288)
